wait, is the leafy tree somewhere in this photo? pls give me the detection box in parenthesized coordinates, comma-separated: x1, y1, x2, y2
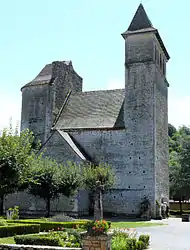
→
(28, 159, 82, 217)
(168, 123, 177, 138)
(83, 163, 114, 220)
(169, 126, 190, 213)
(58, 162, 82, 198)
(0, 127, 41, 215)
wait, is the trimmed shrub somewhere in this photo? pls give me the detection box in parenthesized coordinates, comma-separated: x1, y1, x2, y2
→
(139, 234, 150, 248)
(126, 238, 137, 250)
(49, 213, 76, 222)
(136, 240, 146, 250)
(15, 234, 63, 247)
(170, 209, 190, 215)
(14, 231, 82, 247)
(0, 224, 40, 237)
(7, 220, 88, 231)
(0, 218, 7, 226)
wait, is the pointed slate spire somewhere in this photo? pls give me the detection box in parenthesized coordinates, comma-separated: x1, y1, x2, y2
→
(128, 3, 153, 31)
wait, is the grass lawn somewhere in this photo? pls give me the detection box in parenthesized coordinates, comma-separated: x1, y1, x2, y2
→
(111, 221, 166, 228)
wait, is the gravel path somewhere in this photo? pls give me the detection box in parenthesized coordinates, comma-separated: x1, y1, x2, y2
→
(137, 218, 190, 250)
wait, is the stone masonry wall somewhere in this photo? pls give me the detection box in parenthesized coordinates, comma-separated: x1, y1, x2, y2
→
(123, 31, 169, 216)
(124, 62, 156, 215)
(155, 68, 169, 203)
(21, 84, 53, 144)
(81, 234, 111, 250)
(71, 129, 154, 216)
(51, 61, 82, 119)
(21, 61, 83, 145)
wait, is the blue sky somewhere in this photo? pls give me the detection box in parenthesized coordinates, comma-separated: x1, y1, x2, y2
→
(0, 0, 189, 129)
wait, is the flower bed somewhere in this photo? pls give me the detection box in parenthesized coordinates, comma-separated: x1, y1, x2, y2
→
(87, 220, 110, 235)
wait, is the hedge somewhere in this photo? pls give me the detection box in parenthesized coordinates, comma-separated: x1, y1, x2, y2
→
(170, 210, 190, 215)
(0, 224, 40, 237)
(7, 220, 89, 231)
(14, 231, 81, 248)
(14, 234, 63, 247)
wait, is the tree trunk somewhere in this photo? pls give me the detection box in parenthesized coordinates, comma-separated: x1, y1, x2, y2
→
(94, 189, 103, 220)
(179, 199, 183, 214)
(99, 189, 103, 219)
(46, 197, 51, 217)
(0, 195, 4, 216)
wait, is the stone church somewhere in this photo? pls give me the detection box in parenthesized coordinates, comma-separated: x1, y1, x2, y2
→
(15, 4, 169, 217)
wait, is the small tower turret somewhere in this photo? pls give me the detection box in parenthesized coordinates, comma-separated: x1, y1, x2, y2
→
(21, 61, 82, 144)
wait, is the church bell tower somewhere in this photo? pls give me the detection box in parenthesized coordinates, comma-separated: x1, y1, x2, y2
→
(122, 4, 170, 216)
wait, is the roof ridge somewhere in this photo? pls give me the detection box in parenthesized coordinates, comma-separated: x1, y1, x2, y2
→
(70, 88, 125, 96)
(52, 89, 72, 128)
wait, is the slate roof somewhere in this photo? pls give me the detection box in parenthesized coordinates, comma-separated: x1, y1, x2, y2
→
(54, 89, 125, 130)
(21, 61, 72, 90)
(128, 3, 153, 31)
(122, 4, 170, 60)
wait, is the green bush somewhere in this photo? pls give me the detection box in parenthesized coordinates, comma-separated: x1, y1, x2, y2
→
(14, 230, 82, 247)
(0, 218, 8, 226)
(0, 224, 40, 238)
(138, 234, 150, 248)
(7, 219, 88, 231)
(111, 234, 127, 250)
(111, 231, 149, 250)
(15, 234, 63, 247)
(136, 240, 146, 250)
(126, 238, 137, 250)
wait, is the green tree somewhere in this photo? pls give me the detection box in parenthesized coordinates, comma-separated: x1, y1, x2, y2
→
(168, 123, 177, 138)
(28, 159, 82, 217)
(169, 126, 190, 213)
(0, 127, 41, 215)
(83, 163, 114, 220)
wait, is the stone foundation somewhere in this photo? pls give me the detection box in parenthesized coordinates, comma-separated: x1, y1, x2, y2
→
(81, 233, 111, 250)
(0, 234, 111, 250)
